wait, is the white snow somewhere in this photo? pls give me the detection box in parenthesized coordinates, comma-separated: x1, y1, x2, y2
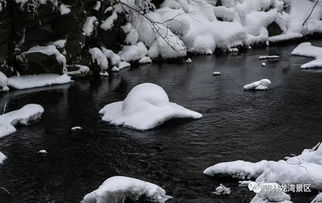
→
(243, 79, 271, 90)
(261, 62, 266, 67)
(0, 151, 6, 164)
(213, 72, 222, 76)
(99, 83, 202, 131)
(212, 184, 231, 195)
(93, 1, 101, 11)
(100, 12, 118, 31)
(0, 104, 44, 138)
(71, 126, 82, 131)
(82, 176, 171, 203)
(67, 65, 90, 77)
(118, 42, 148, 62)
(312, 193, 322, 203)
(258, 55, 280, 60)
(38, 150, 47, 154)
(204, 142, 322, 190)
(89, 48, 108, 71)
(291, 42, 322, 69)
(24, 45, 67, 72)
(59, 4, 71, 15)
(8, 74, 72, 90)
(0, 71, 9, 92)
(52, 39, 67, 49)
(138, 56, 152, 64)
(186, 58, 192, 63)
(83, 17, 98, 37)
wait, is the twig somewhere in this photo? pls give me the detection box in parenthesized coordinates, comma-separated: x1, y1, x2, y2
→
(303, 0, 320, 26)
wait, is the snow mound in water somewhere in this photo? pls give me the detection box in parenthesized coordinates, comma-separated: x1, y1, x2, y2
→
(291, 42, 322, 69)
(250, 188, 291, 203)
(204, 142, 322, 190)
(0, 104, 44, 138)
(82, 176, 171, 203)
(244, 79, 271, 90)
(99, 83, 202, 131)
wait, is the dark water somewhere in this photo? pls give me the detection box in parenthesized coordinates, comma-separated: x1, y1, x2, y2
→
(1, 40, 322, 203)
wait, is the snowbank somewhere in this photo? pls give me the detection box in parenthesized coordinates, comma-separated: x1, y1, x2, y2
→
(244, 79, 271, 90)
(0, 71, 9, 91)
(99, 83, 202, 130)
(118, 42, 148, 62)
(291, 42, 322, 69)
(204, 142, 322, 190)
(0, 151, 6, 164)
(8, 74, 72, 90)
(23, 45, 67, 72)
(82, 176, 171, 203)
(0, 104, 44, 138)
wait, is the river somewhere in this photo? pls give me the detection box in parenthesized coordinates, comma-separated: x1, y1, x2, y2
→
(1, 40, 322, 202)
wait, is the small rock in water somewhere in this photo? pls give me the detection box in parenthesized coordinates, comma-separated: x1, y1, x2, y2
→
(212, 184, 231, 195)
(71, 126, 83, 131)
(212, 71, 222, 76)
(38, 150, 47, 154)
(186, 58, 192, 63)
(261, 62, 266, 67)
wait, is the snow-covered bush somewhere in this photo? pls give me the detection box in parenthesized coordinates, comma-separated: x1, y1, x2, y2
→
(99, 83, 202, 130)
(291, 42, 322, 69)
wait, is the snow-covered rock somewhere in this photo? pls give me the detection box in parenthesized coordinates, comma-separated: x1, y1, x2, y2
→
(291, 42, 322, 69)
(118, 42, 148, 62)
(99, 83, 202, 131)
(89, 48, 108, 71)
(0, 104, 44, 138)
(38, 150, 47, 154)
(212, 184, 231, 195)
(100, 12, 118, 30)
(204, 142, 322, 190)
(0, 71, 9, 92)
(71, 126, 82, 131)
(0, 151, 6, 164)
(82, 176, 171, 203)
(67, 65, 90, 77)
(243, 79, 271, 90)
(23, 45, 67, 72)
(212, 72, 222, 76)
(59, 4, 71, 15)
(83, 16, 98, 37)
(312, 193, 322, 203)
(8, 74, 72, 90)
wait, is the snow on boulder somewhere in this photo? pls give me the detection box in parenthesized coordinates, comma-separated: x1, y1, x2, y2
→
(89, 48, 108, 71)
(243, 79, 271, 90)
(59, 4, 71, 15)
(312, 193, 322, 203)
(82, 176, 171, 203)
(0, 71, 9, 91)
(100, 11, 118, 30)
(204, 142, 322, 190)
(83, 16, 98, 37)
(0, 104, 44, 138)
(0, 151, 6, 164)
(67, 65, 90, 77)
(99, 83, 202, 131)
(118, 42, 148, 62)
(8, 74, 72, 90)
(23, 45, 67, 73)
(212, 184, 231, 195)
(291, 42, 322, 69)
